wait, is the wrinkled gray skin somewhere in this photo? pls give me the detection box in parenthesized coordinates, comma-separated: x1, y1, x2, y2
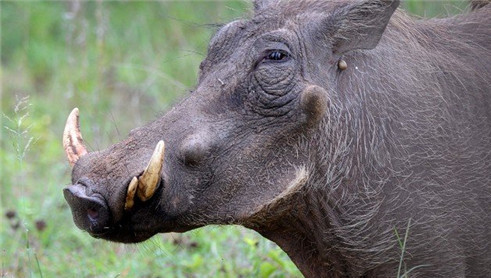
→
(64, 0, 491, 277)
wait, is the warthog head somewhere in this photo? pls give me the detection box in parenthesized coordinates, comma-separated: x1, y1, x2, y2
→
(63, 0, 399, 243)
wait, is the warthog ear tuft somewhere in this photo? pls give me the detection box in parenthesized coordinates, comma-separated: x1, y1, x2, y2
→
(317, 0, 399, 55)
(471, 0, 490, 10)
(300, 85, 328, 127)
(253, 0, 275, 12)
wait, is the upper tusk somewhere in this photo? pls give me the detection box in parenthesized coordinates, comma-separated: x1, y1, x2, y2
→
(63, 108, 88, 167)
(137, 140, 165, 201)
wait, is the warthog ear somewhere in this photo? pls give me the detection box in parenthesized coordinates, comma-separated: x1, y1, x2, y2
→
(321, 0, 399, 55)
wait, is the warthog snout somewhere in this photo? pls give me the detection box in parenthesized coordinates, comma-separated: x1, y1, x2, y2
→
(63, 108, 165, 211)
(63, 184, 112, 235)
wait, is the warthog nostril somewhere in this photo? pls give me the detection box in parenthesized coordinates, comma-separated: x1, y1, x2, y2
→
(87, 208, 99, 222)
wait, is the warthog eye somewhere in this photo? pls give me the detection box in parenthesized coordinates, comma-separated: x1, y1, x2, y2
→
(265, 50, 290, 62)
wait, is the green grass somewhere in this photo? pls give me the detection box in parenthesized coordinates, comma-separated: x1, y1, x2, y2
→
(0, 1, 469, 277)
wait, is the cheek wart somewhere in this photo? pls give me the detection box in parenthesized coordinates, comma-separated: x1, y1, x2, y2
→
(271, 166, 309, 203)
(249, 166, 309, 217)
(300, 85, 328, 127)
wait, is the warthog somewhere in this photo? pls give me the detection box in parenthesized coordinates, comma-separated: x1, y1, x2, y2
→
(62, 0, 491, 276)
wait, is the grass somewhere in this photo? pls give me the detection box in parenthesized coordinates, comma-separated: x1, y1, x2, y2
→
(1, 1, 469, 277)
(394, 219, 431, 278)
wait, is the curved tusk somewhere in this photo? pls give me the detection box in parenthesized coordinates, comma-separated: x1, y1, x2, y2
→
(124, 177, 139, 210)
(137, 140, 165, 201)
(63, 108, 88, 167)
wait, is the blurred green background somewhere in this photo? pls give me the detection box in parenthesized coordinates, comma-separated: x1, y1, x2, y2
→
(0, 1, 470, 277)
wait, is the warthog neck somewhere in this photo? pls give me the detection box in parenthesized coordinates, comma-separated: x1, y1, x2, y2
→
(253, 185, 396, 277)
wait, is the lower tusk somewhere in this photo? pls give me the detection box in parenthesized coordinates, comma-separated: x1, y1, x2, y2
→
(124, 177, 139, 211)
(137, 140, 165, 201)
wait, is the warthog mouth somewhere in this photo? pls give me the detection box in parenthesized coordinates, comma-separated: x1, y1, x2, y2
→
(63, 174, 171, 242)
